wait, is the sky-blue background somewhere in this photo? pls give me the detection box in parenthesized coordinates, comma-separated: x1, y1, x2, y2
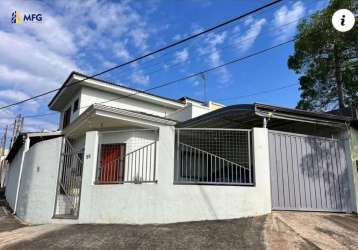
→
(0, 0, 327, 131)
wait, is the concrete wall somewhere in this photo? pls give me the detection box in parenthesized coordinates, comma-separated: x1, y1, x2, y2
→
(0, 156, 9, 188)
(15, 138, 62, 224)
(80, 87, 178, 118)
(5, 145, 25, 209)
(78, 127, 271, 224)
(168, 103, 211, 122)
(350, 127, 358, 212)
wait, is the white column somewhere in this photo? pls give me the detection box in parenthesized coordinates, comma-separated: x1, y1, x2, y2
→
(78, 130, 98, 221)
(253, 127, 272, 212)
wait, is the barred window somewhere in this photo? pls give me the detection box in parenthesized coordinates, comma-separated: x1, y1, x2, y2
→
(96, 143, 126, 184)
(174, 129, 254, 185)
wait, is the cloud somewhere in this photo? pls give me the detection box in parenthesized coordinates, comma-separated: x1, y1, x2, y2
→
(23, 118, 58, 132)
(0, 31, 77, 92)
(130, 28, 149, 51)
(234, 18, 266, 52)
(0, 89, 39, 112)
(198, 32, 231, 85)
(113, 42, 131, 61)
(273, 1, 305, 42)
(174, 48, 189, 63)
(131, 70, 150, 85)
(0, 0, 154, 131)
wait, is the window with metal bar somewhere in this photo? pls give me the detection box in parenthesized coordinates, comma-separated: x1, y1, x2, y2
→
(62, 107, 71, 129)
(174, 129, 254, 185)
(96, 143, 126, 184)
(96, 130, 158, 184)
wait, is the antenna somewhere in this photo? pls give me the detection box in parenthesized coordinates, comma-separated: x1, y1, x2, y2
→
(199, 73, 207, 104)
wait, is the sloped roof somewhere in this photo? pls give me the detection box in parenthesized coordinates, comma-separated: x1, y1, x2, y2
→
(48, 71, 184, 110)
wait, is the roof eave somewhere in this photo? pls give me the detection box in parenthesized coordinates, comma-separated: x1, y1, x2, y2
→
(48, 71, 185, 111)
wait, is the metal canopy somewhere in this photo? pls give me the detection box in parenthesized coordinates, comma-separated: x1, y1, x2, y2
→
(177, 103, 351, 130)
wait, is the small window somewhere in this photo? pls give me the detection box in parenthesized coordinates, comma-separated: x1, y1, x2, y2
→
(62, 107, 71, 129)
(96, 143, 126, 184)
(73, 99, 79, 113)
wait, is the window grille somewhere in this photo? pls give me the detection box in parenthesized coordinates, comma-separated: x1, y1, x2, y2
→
(175, 128, 254, 185)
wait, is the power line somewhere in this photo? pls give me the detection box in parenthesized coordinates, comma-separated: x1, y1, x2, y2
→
(1, 37, 296, 121)
(0, 0, 282, 111)
(60, 38, 297, 112)
(106, 0, 291, 81)
(107, 0, 319, 83)
(4, 28, 355, 121)
(108, 13, 312, 85)
(214, 83, 299, 102)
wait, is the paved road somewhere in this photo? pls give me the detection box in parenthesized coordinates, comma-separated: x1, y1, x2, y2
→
(0, 204, 357, 249)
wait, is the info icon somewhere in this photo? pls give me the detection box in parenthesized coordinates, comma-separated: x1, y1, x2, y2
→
(332, 9, 355, 32)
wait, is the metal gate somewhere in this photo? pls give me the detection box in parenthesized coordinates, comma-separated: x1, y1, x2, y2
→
(53, 138, 83, 218)
(269, 130, 350, 212)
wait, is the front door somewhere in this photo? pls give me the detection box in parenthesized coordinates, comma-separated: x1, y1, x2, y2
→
(98, 143, 126, 183)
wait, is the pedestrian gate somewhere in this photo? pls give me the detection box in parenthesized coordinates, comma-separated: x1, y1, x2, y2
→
(269, 130, 350, 212)
(53, 138, 83, 218)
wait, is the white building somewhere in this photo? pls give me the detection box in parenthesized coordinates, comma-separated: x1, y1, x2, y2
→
(4, 71, 358, 224)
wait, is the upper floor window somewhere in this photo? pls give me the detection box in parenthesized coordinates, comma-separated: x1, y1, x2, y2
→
(73, 99, 79, 113)
(63, 107, 71, 129)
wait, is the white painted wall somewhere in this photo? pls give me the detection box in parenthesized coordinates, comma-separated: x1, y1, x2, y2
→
(0, 156, 9, 188)
(14, 138, 62, 224)
(168, 103, 210, 122)
(77, 127, 271, 224)
(80, 87, 178, 118)
(5, 145, 25, 209)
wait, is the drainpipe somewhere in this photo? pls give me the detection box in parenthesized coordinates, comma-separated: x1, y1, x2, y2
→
(263, 117, 267, 128)
(13, 136, 30, 214)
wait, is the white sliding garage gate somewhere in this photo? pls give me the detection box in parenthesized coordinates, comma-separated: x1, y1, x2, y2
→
(268, 130, 350, 212)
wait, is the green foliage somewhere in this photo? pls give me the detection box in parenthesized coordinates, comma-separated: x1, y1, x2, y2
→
(288, 0, 357, 111)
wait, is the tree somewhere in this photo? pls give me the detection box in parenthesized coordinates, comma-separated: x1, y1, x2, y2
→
(288, 0, 357, 112)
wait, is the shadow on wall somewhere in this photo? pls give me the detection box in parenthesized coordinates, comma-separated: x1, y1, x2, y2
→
(299, 136, 350, 211)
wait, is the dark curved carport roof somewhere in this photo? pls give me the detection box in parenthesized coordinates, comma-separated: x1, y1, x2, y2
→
(177, 103, 351, 128)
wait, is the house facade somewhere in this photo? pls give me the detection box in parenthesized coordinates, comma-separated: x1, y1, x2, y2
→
(4, 72, 358, 224)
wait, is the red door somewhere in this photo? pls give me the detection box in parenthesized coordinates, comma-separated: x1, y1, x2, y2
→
(99, 144, 126, 183)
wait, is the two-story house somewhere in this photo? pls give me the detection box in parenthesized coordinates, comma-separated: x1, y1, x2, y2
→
(4, 71, 357, 225)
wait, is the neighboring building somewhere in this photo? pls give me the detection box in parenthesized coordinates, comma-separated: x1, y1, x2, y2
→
(5, 132, 62, 213)
(4, 71, 358, 224)
(0, 149, 9, 188)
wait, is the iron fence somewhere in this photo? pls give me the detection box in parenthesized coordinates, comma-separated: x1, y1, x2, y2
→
(54, 138, 83, 218)
(96, 129, 158, 184)
(175, 128, 254, 185)
(124, 142, 156, 183)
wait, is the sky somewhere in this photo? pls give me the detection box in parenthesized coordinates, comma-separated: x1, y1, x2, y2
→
(0, 0, 328, 132)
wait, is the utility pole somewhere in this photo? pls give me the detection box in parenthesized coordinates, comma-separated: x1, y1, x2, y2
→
(0, 125, 8, 156)
(10, 114, 24, 147)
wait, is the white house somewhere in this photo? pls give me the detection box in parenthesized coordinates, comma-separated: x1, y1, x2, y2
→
(4, 71, 358, 224)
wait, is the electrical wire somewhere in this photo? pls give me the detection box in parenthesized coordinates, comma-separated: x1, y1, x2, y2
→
(0, 0, 282, 111)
